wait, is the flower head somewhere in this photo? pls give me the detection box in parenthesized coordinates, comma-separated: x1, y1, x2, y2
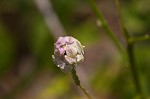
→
(52, 36, 84, 73)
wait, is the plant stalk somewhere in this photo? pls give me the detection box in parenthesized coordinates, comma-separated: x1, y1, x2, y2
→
(127, 43, 145, 99)
(115, 0, 129, 39)
(128, 35, 150, 43)
(71, 66, 92, 99)
(86, 0, 126, 57)
(115, 0, 145, 98)
(87, 0, 145, 98)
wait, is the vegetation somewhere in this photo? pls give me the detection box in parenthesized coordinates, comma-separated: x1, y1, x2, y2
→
(0, 0, 150, 99)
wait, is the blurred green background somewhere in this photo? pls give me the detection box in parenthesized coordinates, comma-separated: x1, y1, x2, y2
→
(0, 0, 150, 99)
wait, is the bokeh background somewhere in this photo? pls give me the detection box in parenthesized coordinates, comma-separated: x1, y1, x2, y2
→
(0, 0, 150, 99)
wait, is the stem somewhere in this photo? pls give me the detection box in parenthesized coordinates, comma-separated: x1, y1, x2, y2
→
(128, 35, 150, 43)
(86, 0, 126, 57)
(79, 83, 91, 99)
(127, 43, 145, 99)
(115, 0, 150, 43)
(115, 0, 145, 98)
(87, 0, 145, 98)
(71, 66, 92, 99)
(115, 0, 129, 39)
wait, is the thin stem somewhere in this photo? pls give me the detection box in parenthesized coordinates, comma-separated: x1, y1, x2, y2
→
(71, 66, 92, 99)
(127, 43, 145, 99)
(86, 0, 126, 57)
(87, 0, 145, 98)
(128, 35, 150, 43)
(115, 0, 145, 98)
(115, 0, 129, 39)
(79, 83, 91, 99)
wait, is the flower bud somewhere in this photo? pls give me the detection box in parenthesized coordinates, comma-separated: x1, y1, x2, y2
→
(52, 36, 84, 73)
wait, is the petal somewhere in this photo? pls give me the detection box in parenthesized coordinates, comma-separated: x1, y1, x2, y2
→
(75, 40, 84, 54)
(57, 37, 65, 43)
(76, 54, 84, 63)
(55, 37, 65, 48)
(52, 55, 59, 66)
(58, 62, 65, 68)
(65, 45, 77, 57)
(64, 36, 75, 44)
(59, 47, 65, 54)
(60, 64, 73, 73)
(64, 36, 70, 43)
(57, 62, 73, 73)
(65, 55, 76, 64)
(55, 43, 61, 49)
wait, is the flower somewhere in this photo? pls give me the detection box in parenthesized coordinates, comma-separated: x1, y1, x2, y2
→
(52, 36, 84, 73)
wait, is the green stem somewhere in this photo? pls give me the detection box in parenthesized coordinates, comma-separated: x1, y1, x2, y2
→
(71, 66, 92, 99)
(86, 0, 126, 57)
(115, 0, 129, 39)
(127, 43, 145, 99)
(128, 35, 150, 43)
(115, 0, 145, 98)
(87, 0, 145, 98)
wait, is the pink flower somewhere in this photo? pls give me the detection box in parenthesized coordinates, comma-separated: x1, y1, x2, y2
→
(52, 36, 84, 73)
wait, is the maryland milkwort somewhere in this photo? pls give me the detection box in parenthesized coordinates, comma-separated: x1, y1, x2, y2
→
(52, 36, 92, 99)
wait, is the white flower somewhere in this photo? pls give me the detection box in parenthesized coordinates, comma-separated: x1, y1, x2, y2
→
(52, 36, 84, 73)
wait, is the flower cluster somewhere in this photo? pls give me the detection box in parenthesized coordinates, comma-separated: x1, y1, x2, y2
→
(52, 36, 84, 73)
